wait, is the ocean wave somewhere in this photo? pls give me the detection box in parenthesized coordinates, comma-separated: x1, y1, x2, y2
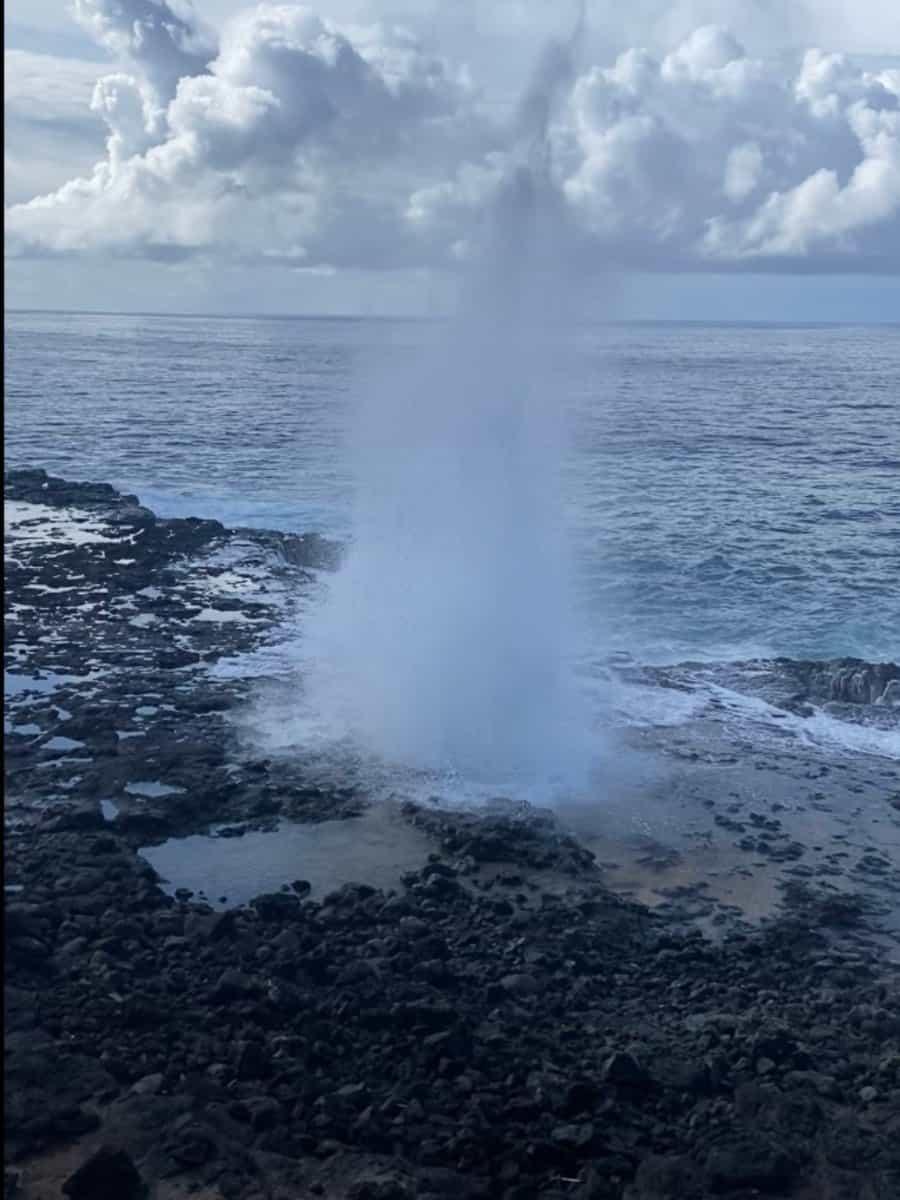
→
(610, 655, 900, 760)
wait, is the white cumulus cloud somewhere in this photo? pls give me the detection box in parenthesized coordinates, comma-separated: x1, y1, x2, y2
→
(5, 6, 900, 272)
(552, 28, 900, 268)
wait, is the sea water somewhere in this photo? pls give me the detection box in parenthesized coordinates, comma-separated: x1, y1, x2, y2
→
(7, 310, 899, 667)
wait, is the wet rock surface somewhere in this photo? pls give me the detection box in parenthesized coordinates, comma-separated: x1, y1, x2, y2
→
(5, 471, 900, 1200)
(5, 468, 345, 838)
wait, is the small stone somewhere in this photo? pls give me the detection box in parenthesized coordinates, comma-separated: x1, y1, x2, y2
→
(399, 917, 429, 937)
(130, 1072, 164, 1096)
(551, 1122, 594, 1149)
(499, 973, 539, 998)
(234, 1040, 270, 1080)
(62, 1147, 143, 1200)
(563, 1080, 599, 1115)
(57, 937, 88, 958)
(632, 1154, 700, 1199)
(183, 909, 233, 942)
(422, 862, 457, 880)
(602, 1051, 652, 1088)
(706, 1135, 796, 1194)
(245, 1096, 282, 1131)
(347, 1176, 412, 1200)
(251, 892, 301, 921)
(212, 968, 255, 1002)
(859, 1086, 878, 1103)
(169, 1126, 214, 1167)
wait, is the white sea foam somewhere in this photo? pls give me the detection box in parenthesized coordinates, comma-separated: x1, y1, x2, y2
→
(193, 607, 258, 624)
(704, 685, 900, 761)
(605, 679, 709, 729)
(4, 501, 128, 547)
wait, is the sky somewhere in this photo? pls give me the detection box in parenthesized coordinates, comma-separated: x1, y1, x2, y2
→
(5, 0, 900, 320)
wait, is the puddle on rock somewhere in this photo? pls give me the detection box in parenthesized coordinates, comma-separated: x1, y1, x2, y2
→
(4, 671, 86, 698)
(44, 736, 86, 752)
(125, 780, 186, 798)
(139, 802, 433, 909)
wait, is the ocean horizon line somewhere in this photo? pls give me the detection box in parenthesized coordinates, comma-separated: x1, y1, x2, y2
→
(6, 307, 900, 329)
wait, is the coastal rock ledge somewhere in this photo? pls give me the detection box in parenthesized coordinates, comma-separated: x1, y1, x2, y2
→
(4, 469, 900, 1200)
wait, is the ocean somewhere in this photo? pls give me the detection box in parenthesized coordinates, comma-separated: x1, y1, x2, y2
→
(6, 309, 899, 668)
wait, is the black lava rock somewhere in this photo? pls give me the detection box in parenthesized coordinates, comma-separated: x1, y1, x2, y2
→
(62, 1146, 144, 1200)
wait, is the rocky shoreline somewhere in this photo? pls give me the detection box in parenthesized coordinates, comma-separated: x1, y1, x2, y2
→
(5, 470, 900, 1200)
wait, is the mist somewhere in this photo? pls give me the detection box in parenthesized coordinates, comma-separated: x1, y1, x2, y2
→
(291, 18, 598, 800)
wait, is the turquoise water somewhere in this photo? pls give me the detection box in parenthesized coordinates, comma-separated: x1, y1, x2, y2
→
(5, 310, 899, 663)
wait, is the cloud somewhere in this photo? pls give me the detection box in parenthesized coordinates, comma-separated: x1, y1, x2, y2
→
(702, 54, 900, 262)
(71, 0, 218, 100)
(553, 28, 900, 269)
(7, 4, 493, 266)
(5, 6, 900, 273)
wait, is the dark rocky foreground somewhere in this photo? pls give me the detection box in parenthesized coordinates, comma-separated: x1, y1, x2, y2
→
(5, 470, 900, 1200)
